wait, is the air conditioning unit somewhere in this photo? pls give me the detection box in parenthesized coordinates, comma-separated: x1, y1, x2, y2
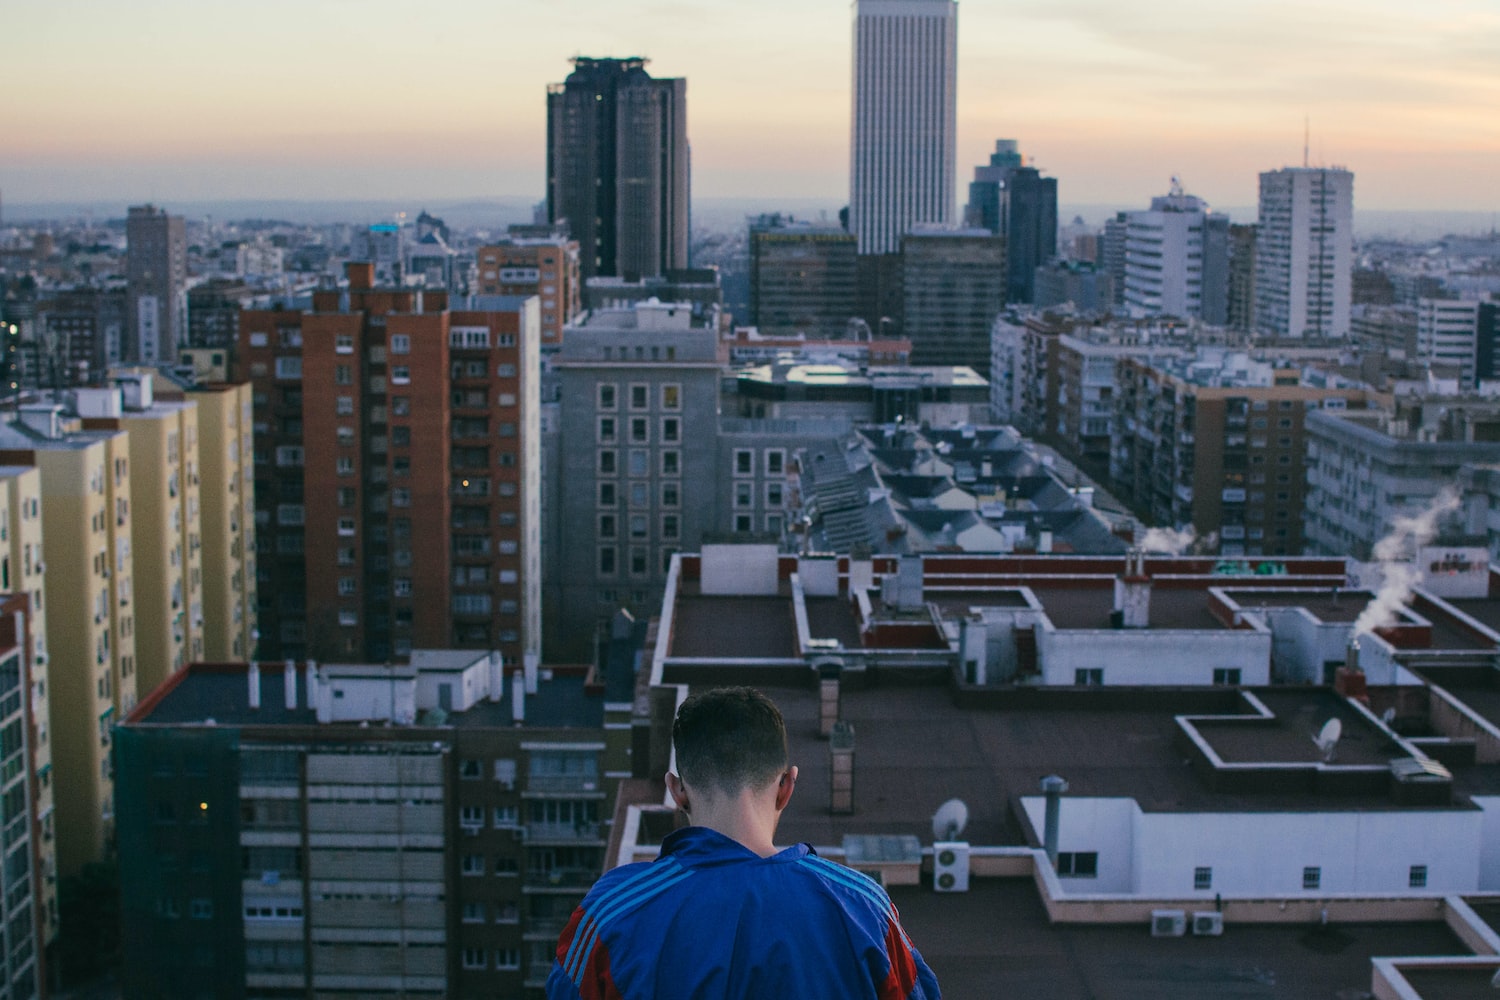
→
(933, 841, 970, 893)
(1192, 912, 1224, 936)
(1151, 909, 1187, 937)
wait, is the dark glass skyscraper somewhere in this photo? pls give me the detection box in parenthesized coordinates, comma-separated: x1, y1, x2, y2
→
(546, 57, 689, 282)
(963, 141, 1057, 304)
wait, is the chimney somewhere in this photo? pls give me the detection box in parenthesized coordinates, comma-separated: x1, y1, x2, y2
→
(346, 261, 375, 290)
(1041, 775, 1068, 865)
(306, 660, 321, 718)
(283, 659, 297, 710)
(524, 651, 539, 695)
(817, 661, 841, 738)
(829, 721, 855, 815)
(488, 650, 504, 703)
(1112, 548, 1152, 628)
(248, 661, 261, 710)
(511, 670, 526, 724)
(1335, 637, 1370, 703)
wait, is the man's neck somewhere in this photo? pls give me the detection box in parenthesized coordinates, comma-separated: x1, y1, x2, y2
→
(689, 791, 780, 858)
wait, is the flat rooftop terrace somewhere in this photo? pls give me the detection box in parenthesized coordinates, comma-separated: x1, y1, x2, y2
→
(1439, 598, 1500, 646)
(670, 596, 799, 659)
(1224, 588, 1373, 624)
(1399, 967, 1500, 1000)
(893, 877, 1468, 1000)
(1195, 689, 1400, 767)
(767, 684, 1457, 852)
(1029, 585, 1227, 631)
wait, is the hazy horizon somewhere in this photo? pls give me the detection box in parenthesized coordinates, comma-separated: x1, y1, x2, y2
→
(5, 0, 1498, 214)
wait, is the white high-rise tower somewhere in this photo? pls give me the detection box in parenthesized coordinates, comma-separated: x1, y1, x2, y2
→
(849, 0, 958, 256)
(1254, 166, 1354, 340)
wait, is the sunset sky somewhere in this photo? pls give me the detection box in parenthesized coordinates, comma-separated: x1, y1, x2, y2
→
(5, 0, 1498, 213)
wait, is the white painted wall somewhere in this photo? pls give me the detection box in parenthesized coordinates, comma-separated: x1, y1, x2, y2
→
(1259, 606, 1351, 683)
(1039, 628, 1271, 686)
(701, 544, 780, 595)
(1025, 795, 1484, 898)
(799, 558, 841, 597)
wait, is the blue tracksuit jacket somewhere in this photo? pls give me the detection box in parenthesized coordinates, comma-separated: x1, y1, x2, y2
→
(547, 826, 940, 1000)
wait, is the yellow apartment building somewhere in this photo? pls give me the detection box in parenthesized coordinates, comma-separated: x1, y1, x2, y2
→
(0, 465, 59, 944)
(0, 404, 137, 876)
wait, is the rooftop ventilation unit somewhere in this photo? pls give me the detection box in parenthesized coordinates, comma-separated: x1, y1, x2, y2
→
(933, 842, 970, 893)
(1151, 910, 1186, 937)
(1191, 912, 1224, 936)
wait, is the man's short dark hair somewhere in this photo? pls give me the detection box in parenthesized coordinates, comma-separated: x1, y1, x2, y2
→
(672, 687, 788, 796)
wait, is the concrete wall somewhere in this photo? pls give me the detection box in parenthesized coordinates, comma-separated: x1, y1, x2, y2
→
(1038, 627, 1271, 686)
(1022, 795, 1484, 898)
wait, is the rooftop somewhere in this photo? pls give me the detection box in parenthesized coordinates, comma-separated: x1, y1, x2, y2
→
(1027, 585, 1229, 631)
(670, 595, 799, 660)
(894, 878, 1467, 1000)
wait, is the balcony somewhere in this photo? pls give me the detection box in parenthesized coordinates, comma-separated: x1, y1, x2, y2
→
(524, 775, 602, 796)
(526, 821, 604, 845)
(523, 868, 597, 892)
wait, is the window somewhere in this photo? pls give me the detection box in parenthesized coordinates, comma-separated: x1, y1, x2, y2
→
(630, 384, 649, 410)
(460, 759, 482, 779)
(598, 417, 616, 443)
(1056, 852, 1098, 878)
(765, 449, 785, 475)
(390, 333, 410, 354)
(190, 898, 213, 920)
(598, 450, 617, 475)
(734, 514, 753, 533)
(274, 357, 301, 380)
(462, 947, 486, 969)
(629, 450, 649, 477)
(630, 417, 648, 443)
(662, 384, 680, 410)
(629, 483, 648, 506)
(599, 483, 616, 507)
(392, 396, 410, 416)
(461, 855, 484, 876)
(494, 805, 519, 827)
(662, 514, 679, 540)
(335, 396, 354, 415)
(494, 857, 518, 876)
(599, 547, 616, 575)
(336, 518, 355, 536)
(495, 759, 517, 788)
(662, 483, 679, 508)
(661, 417, 680, 443)
(734, 482, 754, 508)
(1194, 867, 1212, 891)
(462, 902, 486, 923)
(460, 806, 484, 828)
(334, 364, 352, 385)
(1409, 865, 1428, 889)
(337, 577, 356, 596)
(495, 947, 521, 970)
(1212, 668, 1241, 686)
(766, 483, 783, 507)
(735, 450, 753, 476)
(335, 457, 354, 476)
(391, 365, 411, 384)
(337, 547, 356, 566)
(1075, 669, 1103, 686)
(1303, 866, 1321, 890)
(661, 450, 680, 475)
(599, 514, 617, 539)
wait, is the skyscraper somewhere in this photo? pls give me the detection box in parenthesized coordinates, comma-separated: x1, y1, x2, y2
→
(126, 204, 186, 364)
(963, 141, 1057, 304)
(546, 57, 689, 282)
(748, 215, 858, 338)
(849, 0, 958, 256)
(1254, 166, 1354, 340)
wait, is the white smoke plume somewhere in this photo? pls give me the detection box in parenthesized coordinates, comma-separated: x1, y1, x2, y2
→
(1138, 525, 1196, 555)
(1352, 488, 1462, 636)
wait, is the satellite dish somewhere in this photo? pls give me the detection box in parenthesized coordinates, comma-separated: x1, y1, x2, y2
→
(1314, 718, 1343, 763)
(931, 799, 969, 841)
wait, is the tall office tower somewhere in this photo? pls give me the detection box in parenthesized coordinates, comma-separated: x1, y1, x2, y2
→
(901, 228, 1006, 374)
(1477, 302, 1500, 384)
(1123, 183, 1230, 324)
(963, 141, 1057, 304)
(1226, 224, 1258, 333)
(0, 470, 58, 961)
(238, 264, 542, 671)
(1254, 166, 1354, 340)
(748, 215, 858, 338)
(849, 0, 958, 256)
(1100, 212, 1129, 308)
(118, 657, 627, 998)
(546, 57, 689, 282)
(126, 204, 187, 364)
(0, 407, 137, 877)
(475, 233, 582, 347)
(1416, 298, 1482, 387)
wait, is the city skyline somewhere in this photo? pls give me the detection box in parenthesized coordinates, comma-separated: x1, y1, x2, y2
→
(4, 0, 1498, 213)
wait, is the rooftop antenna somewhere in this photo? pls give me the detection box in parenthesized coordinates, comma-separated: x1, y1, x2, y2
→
(931, 798, 970, 841)
(1303, 116, 1310, 169)
(1314, 718, 1343, 763)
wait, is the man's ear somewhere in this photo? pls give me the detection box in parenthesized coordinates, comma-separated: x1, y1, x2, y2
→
(774, 765, 797, 812)
(666, 772, 690, 813)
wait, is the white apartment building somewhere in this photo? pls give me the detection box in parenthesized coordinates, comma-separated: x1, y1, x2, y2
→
(1123, 187, 1228, 323)
(848, 0, 957, 255)
(1416, 298, 1481, 387)
(1254, 167, 1354, 340)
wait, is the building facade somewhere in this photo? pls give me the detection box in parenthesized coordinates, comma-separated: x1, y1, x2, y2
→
(237, 266, 542, 670)
(474, 236, 581, 348)
(747, 216, 858, 339)
(1254, 167, 1354, 340)
(849, 0, 958, 255)
(1123, 186, 1229, 324)
(546, 57, 689, 282)
(126, 205, 187, 365)
(901, 228, 1005, 375)
(1415, 298, 1481, 387)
